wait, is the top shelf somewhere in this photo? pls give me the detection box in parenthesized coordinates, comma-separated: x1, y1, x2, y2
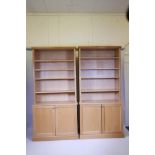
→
(79, 46, 121, 50)
(34, 60, 74, 62)
(80, 57, 119, 60)
(32, 46, 75, 50)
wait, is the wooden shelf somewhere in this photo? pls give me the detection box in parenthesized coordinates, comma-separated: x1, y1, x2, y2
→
(32, 46, 75, 50)
(78, 46, 121, 50)
(81, 77, 119, 79)
(80, 100, 120, 104)
(81, 68, 120, 70)
(33, 48, 76, 105)
(34, 60, 74, 62)
(34, 101, 77, 105)
(81, 89, 119, 93)
(35, 69, 74, 71)
(80, 57, 119, 60)
(36, 90, 75, 94)
(35, 77, 74, 80)
(79, 47, 121, 108)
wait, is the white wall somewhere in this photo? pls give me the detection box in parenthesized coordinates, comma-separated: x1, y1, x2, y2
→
(26, 13, 129, 128)
(26, 13, 128, 47)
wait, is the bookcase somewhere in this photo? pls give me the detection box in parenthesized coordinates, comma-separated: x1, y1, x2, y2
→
(79, 46, 124, 138)
(32, 46, 124, 141)
(32, 47, 78, 141)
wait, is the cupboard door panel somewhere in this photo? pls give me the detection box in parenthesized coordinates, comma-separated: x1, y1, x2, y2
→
(56, 106, 77, 136)
(104, 105, 122, 132)
(80, 105, 101, 135)
(101, 106, 105, 132)
(33, 106, 55, 135)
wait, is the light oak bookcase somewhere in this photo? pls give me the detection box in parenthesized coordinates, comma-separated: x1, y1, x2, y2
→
(32, 47, 78, 141)
(79, 46, 124, 138)
(32, 46, 124, 141)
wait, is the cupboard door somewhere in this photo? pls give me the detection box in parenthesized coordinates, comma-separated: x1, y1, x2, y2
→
(80, 105, 101, 135)
(56, 105, 77, 136)
(101, 106, 105, 132)
(33, 106, 55, 136)
(104, 105, 122, 132)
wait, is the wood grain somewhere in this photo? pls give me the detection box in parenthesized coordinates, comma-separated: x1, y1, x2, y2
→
(56, 105, 78, 136)
(80, 105, 101, 135)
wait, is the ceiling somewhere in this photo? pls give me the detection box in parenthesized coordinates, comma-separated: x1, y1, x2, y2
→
(26, 0, 129, 13)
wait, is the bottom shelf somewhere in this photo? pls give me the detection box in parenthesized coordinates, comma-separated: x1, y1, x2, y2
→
(80, 100, 120, 104)
(34, 101, 77, 106)
(81, 92, 119, 102)
(36, 93, 76, 103)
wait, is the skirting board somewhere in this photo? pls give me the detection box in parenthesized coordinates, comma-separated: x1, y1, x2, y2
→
(32, 135, 79, 141)
(32, 133, 124, 141)
(80, 133, 124, 139)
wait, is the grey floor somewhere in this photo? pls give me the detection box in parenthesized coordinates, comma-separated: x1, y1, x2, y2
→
(26, 128, 129, 155)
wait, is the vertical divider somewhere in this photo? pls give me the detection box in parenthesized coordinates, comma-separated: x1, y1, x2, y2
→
(79, 48, 81, 103)
(74, 48, 77, 103)
(32, 49, 36, 104)
(78, 48, 81, 135)
(119, 48, 124, 131)
(76, 47, 80, 135)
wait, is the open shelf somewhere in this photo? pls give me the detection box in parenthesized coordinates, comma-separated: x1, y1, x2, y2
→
(35, 78, 74, 80)
(81, 77, 119, 79)
(35, 80, 74, 92)
(79, 47, 120, 57)
(80, 99, 120, 104)
(81, 79, 119, 90)
(35, 70, 74, 79)
(36, 93, 76, 102)
(34, 61, 74, 70)
(81, 69, 119, 79)
(35, 101, 77, 105)
(81, 92, 119, 101)
(81, 68, 119, 70)
(34, 60, 74, 62)
(80, 57, 119, 60)
(34, 48, 74, 59)
(79, 47, 121, 104)
(81, 59, 120, 69)
(33, 47, 77, 104)
(35, 69, 74, 71)
(35, 90, 75, 94)
(81, 89, 119, 93)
